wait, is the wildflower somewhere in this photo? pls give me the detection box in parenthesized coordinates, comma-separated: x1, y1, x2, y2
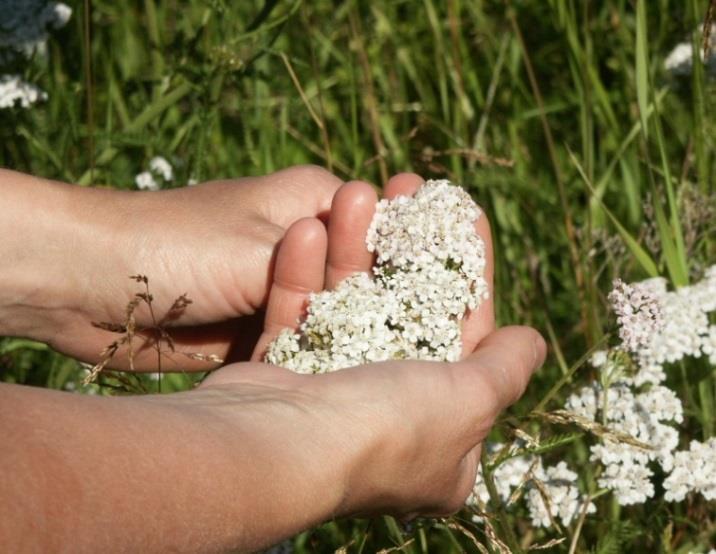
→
(629, 268, 716, 385)
(470, 443, 534, 506)
(566, 382, 683, 505)
(0, 74, 46, 108)
(135, 156, 174, 191)
(525, 461, 595, 528)
(608, 278, 663, 355)
(149, 156, 173, 182)
(663, 438, 716, 502)
(664, 24, 716, 77)
(266, 180, 489, 373)
(135, 172, 159, 191)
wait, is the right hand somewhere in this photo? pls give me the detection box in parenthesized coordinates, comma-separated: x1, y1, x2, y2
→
(202, 167, 544, 518)
(200, 325, 546, 520)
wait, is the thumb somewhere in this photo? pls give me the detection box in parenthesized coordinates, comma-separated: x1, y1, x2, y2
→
(456, 326, 547, 417)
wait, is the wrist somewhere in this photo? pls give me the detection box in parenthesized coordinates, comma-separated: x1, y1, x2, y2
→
(167, 377, 359, 550)
(0, 170, 99, 341)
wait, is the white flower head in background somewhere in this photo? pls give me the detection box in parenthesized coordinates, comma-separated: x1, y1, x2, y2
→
(470, 442, 535, 507)
(664, 24, 716, 77)
(149, 156, 173, 182)
(0, 0, 72, 62)
(135, 156, 174, 191)
(526, 461, 596, 528)
(567, 381, 683, 505)
(565, 267, 716, 507)
(663, 438, 716, 502)
(0, 74, 46, 108)
(266, 179, 489, 374)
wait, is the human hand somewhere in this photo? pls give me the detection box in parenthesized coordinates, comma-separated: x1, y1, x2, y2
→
(0, 166, 341, 369)
(198, 325, 546, 533)
(0, 325, 544, 553)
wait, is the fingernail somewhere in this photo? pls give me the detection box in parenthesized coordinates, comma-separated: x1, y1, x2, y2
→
(533, 334, 547, 369)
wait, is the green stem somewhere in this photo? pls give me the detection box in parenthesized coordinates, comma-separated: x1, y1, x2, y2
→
(480, 450, 523, 554)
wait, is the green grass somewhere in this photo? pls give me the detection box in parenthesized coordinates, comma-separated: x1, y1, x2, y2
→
(1, 0, 715, 551)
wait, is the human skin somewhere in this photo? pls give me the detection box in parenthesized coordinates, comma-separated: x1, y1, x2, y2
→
(0, 165, 344, 369)
(0, 327, 545, 553)
(0, 168, 493, 369)
(0, 167, 544, 552)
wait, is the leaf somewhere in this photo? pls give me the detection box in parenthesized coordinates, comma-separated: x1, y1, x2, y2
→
(568, 148, 659, 278)
(635, 0, 649, 139)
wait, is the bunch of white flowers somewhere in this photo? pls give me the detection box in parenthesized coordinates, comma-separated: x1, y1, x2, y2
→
(470, 443, 534, 507)
(1, 0, 72, 110)
(0, 74, 46, 108)
(470, 444, 594, 529)
(135, 156, 174, 191)
(266, 179, 489, 373)
(566, 381, 683, 505)
(525, 461, 596, 528)
(663, 438, 716, 502)
(607, 278, 664, 354)
(566, 267, 716, 506)
(664, 24, 716, 77)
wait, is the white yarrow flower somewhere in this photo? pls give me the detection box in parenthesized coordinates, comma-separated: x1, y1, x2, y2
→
(566, 382, 683, 505)
(469, 443, 534, 507)
(0, 74, 46, 108)
(663, 438, 716, 502)
(149, 156, 173, 182)
(266, 180, 489, 373)
(135, 171, 159, 191)
(135, 156, 173, 191)
(664, 25, 716, 77)
(608, 278, 663, 354)
(526, 461, 596, 528)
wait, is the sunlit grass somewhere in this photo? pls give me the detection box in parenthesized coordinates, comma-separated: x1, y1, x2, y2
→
(1, 1, 715, 551)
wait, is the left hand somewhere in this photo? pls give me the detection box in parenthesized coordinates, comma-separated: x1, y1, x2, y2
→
(0, 165, 342, 369)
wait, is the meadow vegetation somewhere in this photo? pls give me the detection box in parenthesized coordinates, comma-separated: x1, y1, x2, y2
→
(1, 1, 715, 551)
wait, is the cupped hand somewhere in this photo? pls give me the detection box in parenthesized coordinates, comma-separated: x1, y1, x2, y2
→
(199, 325, 546, 522)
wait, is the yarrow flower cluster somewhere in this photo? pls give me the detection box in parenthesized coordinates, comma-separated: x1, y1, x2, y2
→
(135, 156, 174, 191)
(470, 443, 534, 507)
(566, 267, 716, 506)
(608, 278, 663, 354)
(266, 180, 489, 373)
(470, 444, 594, 529)
(663, 438, 716, 502)
(0, 74, 46, 108)
(566, 381, 683, 505)
(0, 0, 71, 61)
(525, 461, 596, 528)
(664, 24, 716, 77)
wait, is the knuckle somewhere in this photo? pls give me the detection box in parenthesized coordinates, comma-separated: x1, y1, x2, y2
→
(287, 164, 339, 186)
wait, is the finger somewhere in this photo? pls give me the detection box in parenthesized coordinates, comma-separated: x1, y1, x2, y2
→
(251, 217, 328, 361)
(461, 206, 495, 357)
(253, 165, 343, 225)
(457, 326, 546, 419)
(383, 172, 424, 199)
(325, 181, 378, 289)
